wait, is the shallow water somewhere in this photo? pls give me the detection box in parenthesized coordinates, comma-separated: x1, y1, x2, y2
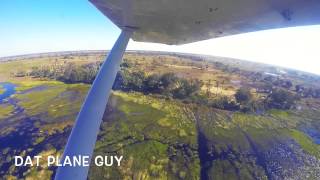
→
(0, 82, 16, 102)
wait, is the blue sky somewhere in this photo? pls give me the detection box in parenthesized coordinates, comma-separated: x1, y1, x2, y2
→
(0, 0, 120, 55)
(0, 0, 319, 75)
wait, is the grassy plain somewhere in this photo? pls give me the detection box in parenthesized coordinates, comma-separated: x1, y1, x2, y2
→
(1, 52, 320, 179)
(90, 91, 199, 179)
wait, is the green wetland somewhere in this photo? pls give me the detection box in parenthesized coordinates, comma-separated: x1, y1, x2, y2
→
(0, 51, 320, 179)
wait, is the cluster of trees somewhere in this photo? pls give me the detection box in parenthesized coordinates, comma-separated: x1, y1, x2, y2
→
(114, 71, 202, 100)
(295, 85, 320, 98)
(233, 87, 298, 112)
(19, 60, 301, 112)
(254, 75, 320, 99)
(25, 61, 202, 101)
(27, 62, 101, 84)
(210, 96, 239, 111)
(266, 89, 298, 110)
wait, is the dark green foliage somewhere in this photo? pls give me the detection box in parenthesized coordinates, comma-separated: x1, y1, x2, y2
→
(295, 84, 304, 92)
(29, 61, 202, 102)
(267, 89, 297, 110)
(235, 88, 258, 112)
(114, 71, 202, 101)
(295, 85, 320, 98)
(143, 74, 161, 93)
(30, 62, 100, 84)
(235, 88, 252, 105)
(160, 73, 178, 89)
(173, 79, 202, 99)
(27, 59, 309, 112)
(211, 96, 239, 111)
(119, 58, 131, 69)
(121, 70, 146, 91)
(283, 80, 293, 89)
(272, 79, 293, 89)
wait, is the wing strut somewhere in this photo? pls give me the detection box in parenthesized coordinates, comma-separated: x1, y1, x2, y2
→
(55, 28, 133, 180)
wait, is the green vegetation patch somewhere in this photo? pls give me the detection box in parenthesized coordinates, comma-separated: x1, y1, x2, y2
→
(91, 91, 200, 179)
(289, 129, 320, 158)
(0, 86, 5, 94)
(14, 81, 88, 122)
(233, 113, 276, 129)
(91, 141, 170, 180)
(209, 159, 267, 180)
(268, 109, 301, 128)
(112, 91, 197, 144)
(2, 53, 320, 179)
(13, 80, 64, 92)
(0, 104, 14, 120)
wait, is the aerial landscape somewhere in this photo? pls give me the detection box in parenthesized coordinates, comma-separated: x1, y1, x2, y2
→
(0, 51, 320, 179)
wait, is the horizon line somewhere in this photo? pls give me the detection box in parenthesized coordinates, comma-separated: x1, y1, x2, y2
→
(0, 50, 319, 77)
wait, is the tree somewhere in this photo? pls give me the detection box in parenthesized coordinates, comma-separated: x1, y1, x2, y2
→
(283, 80, 293, 89)
(124, 71, 146, 91)
(120, 58, 131, 69)
(211, 96, 239, 111)
(160, 73, 178, 89)
(295, 84, 304, 93)
(159, 73, 178, 95)
(235, 88, 252, 105)
(81, 63, 99, 83)
(173, 79, 201, 99)
(267, 89, 297, 109)
(144, 74, 161, 93)
(30, 67, 40, 77)
(15, 70, 27, 77)
(113, 71, 124, 90)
